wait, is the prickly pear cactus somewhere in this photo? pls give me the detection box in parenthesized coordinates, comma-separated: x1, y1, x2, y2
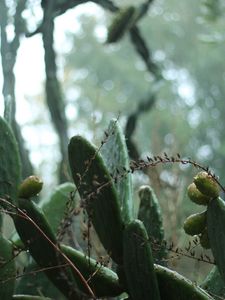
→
(0, 234, 16, 299)
(0, 116, 21, 206)
(207, 196, 225, 283)
(201, 266, 225, 298)
(68, 135, 124, 264)
(40, 182, 76, 235)
(138, 185, 166, 263)
(101, 119, 133, 223)
(14, 195, 81, 299)
(123, 219, 161, 300)
(155, 264, 214, 300)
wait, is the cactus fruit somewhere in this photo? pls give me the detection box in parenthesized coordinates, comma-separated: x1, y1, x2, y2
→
(183, 211, 207, 236)
(194, 171, 220, 198)
(187, 183, 211, 205)
(18, 176, 43, 199)
(123, 219, 161, 300)
(68, 135, 124, 264)
(138, 185, 166, 263)
(101, 119, 133, 223)
(106, 6, 136, 43)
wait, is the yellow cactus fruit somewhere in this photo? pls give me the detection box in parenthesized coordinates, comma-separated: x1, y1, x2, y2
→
(18, 175, 43, 199)
(194, 171, 220, 198)
(187, 183, 211, 205)
(183, 211, 207, 236)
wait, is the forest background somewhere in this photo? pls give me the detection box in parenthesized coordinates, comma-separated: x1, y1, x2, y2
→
(1, 0, 225, 286)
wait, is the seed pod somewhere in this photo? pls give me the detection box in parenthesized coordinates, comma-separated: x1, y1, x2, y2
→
(18, 176, 43, 199)
(199, 228, 211, 249)
(183, 211, 207, 236)
(187, 183, 211, 205)
(194, 171, 220, 198)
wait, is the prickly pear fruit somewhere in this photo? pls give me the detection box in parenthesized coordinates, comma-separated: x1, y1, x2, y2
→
(194, 171, 220, 198)
(187, 183, 211, 205)
(183, 211, 207, 236)
(18, 176, 43, 199)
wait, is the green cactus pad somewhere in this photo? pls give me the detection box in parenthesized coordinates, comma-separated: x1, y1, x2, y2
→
(18, 176, 43, 199)
(13, 296, 52, 300)
(194, 171, 220, 198)
(40, 182, 76, 235)
(201, 266, 225, 298)
(207, 196, 225, 284)
(183, 211, 207, 236)
(123, 219, 161, 300)
(0, 116, 21, 206)
(68, 135, 124, 264)
(61, 244, 124, 297)
(155, 264, 214, 299)
(199, 228, 211, 249)
(14, 198, 81, 299)
(15, 260, 66, 299)
(101, 119, 133, 223)
(0, 234, 16, 299)
(138, 185, 166, 263)
(187, 183, 211, 205)
(106, 6, 136, 43)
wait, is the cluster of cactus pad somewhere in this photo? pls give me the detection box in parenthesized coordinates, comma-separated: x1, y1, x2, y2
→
(1, 115, 225, 299)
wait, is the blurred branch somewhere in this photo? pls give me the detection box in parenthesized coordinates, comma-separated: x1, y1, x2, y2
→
(0, 0, 33, 178)
(129, 25, 161, 79)
(28, 0, 118, 37)
(41, 1, 69, 183)
(125, 94, 156, 161)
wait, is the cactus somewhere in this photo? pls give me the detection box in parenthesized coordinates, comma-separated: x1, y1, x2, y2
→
(138, 185, 166, 263)
(155, 264, 214, 299)
(61, 244, 123, 297)
(13, 296, 52, 300)
(201, 266, 225, 298)
(123, 219, 161, 300)
(207, 196, 225, 283)
(40, 182, 76, 235)
(0, 234, 16, 299)
(0, 116, 21, 206)
(101, 119, 133, 223)
(13, 197, 83, 299)
(68, 135, 124, 264)
(0, 118, 217, 300)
